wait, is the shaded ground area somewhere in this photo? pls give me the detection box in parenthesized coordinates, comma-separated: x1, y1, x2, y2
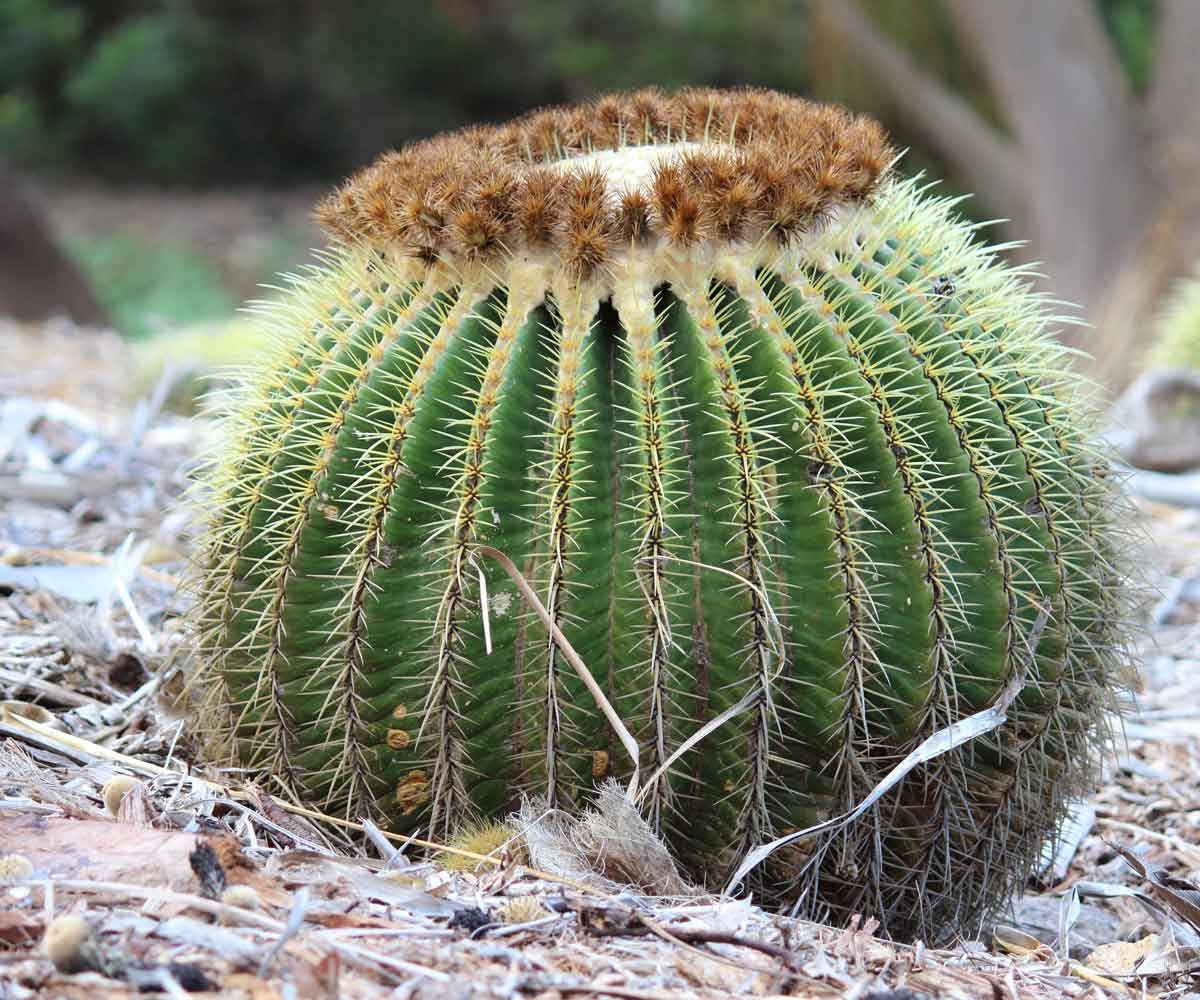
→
(2, 318, 1200, 998)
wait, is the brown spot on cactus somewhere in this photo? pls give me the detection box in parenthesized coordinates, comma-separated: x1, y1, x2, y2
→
(190, 87, 1133, 940)
(396, 771, 429, 815)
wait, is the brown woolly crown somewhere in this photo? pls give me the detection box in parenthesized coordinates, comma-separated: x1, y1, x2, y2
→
(315, 87, 894, 279)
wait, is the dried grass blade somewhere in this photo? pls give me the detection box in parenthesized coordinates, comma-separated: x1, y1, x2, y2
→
(727, 610, 1047, 893)
(475, 544, 641, 800)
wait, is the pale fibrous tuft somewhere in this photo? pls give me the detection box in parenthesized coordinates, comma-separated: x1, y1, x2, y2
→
(191, 88, 1134, 943)
(497, 896, 547, 924)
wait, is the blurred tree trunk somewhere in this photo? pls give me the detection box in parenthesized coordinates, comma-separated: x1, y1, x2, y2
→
(0, 163, 107, 327)
(814, 0, 1200, 389)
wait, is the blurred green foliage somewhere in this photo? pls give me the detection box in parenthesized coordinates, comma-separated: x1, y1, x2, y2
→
(1, 0, 810, 184)
(62, 222, 315, 339)
(1148, 270, 1200, 371)
(1, 0, 1159, 184)
(1097, 0, 1156, 93)
(65, 230, 236, 338)
(0, 0, 1159, 339)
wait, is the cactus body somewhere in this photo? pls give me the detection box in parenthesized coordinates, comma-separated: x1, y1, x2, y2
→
(192, 89, 1130, 938)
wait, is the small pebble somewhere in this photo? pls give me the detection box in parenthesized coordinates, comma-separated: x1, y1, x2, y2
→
(0, 854, 33, 880)
(44, 914, 94, 974)
(102, 775, 141, 817)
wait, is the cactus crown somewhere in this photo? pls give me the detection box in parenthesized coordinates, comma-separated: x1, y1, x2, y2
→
(315, 87, 892, 280)
(192, 88, 1130, 942)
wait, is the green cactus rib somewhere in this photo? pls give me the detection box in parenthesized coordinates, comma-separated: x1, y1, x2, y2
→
(192, 175, 1130, 939)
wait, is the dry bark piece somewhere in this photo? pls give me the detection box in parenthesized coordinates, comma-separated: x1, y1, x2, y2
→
(1, 814, 197, 887)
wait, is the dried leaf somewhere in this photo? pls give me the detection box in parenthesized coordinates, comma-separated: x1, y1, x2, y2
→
(1113, 843, 1200, 933)
(153, 915, 259, 963)
(0, 909, 42, 947)
(993, 924, 1045, 956)
(1084, 934, 1159, 976)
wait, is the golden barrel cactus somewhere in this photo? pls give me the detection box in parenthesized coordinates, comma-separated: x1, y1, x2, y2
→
(190, 88, 1131, 938)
